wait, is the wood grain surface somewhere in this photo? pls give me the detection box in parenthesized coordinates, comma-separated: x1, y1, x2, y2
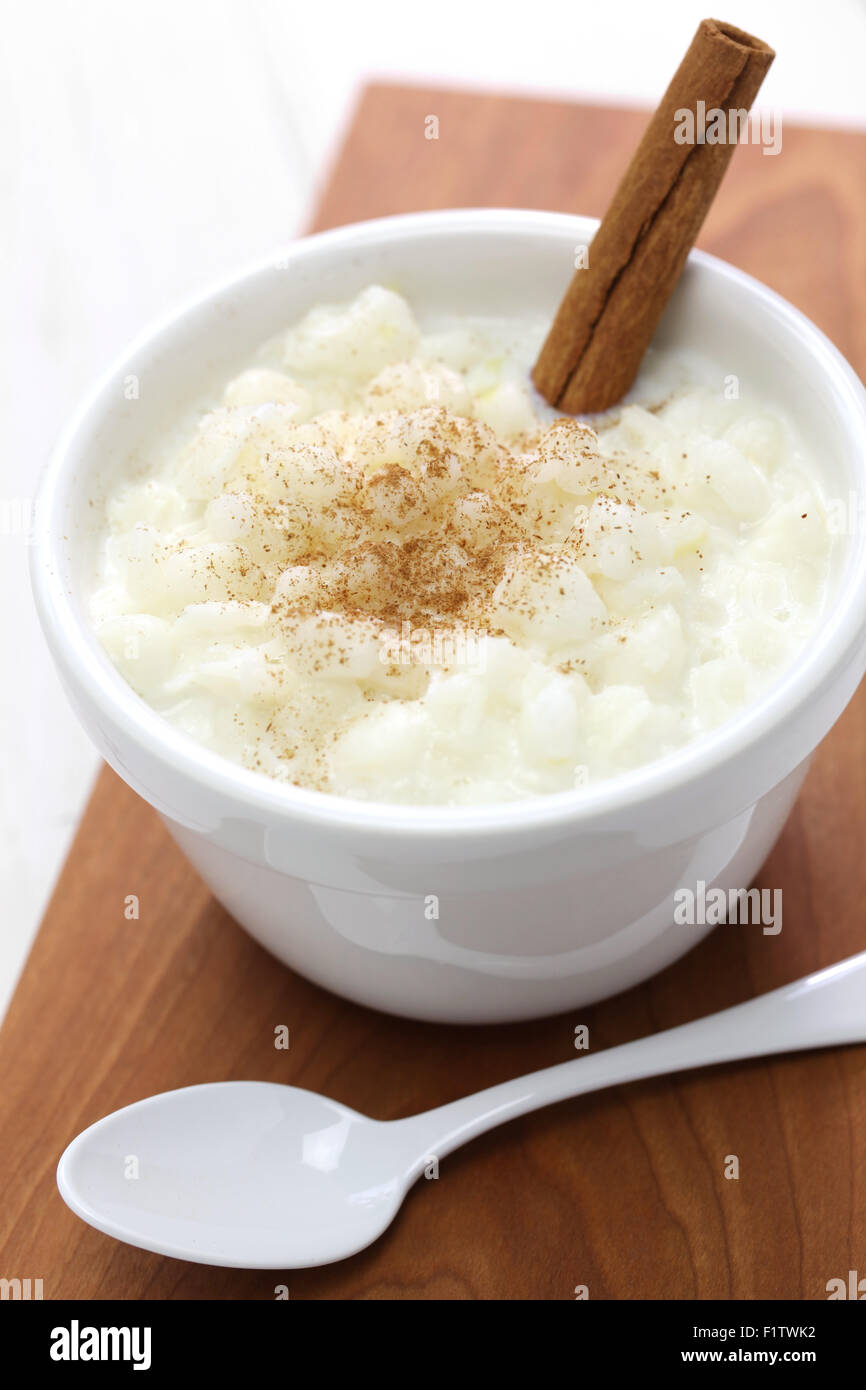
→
(2, 85, 865, 1301)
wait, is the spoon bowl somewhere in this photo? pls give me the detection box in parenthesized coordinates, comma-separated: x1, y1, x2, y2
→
(58, 1082, 410, 1269)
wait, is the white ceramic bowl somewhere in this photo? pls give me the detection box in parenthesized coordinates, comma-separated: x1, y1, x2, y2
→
(32, 210, 866, 1024)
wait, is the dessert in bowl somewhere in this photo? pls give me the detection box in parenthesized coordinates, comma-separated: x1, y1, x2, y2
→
(32, 210, 866, 1023)
(90, 286, 832, 804)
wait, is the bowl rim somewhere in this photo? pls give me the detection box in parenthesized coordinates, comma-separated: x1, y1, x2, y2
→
(31, 207, 866, 840)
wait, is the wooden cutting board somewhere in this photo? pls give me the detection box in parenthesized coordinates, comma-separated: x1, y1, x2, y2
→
(2, 86, 866, 1302)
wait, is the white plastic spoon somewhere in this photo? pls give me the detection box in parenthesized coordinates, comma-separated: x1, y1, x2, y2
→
(57, 950, 866, 1269)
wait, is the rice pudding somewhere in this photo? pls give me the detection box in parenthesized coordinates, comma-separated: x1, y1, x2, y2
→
(90, 285, 834, 804)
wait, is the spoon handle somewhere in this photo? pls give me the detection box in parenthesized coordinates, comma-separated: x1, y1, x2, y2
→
(398, 950, 866, 1164)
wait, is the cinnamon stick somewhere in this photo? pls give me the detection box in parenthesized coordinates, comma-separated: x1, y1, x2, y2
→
(532, 19, 775, 414)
